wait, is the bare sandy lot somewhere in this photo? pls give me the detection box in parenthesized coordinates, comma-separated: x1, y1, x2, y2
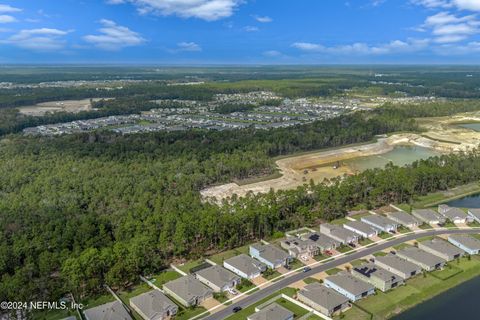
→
(18, 98, 108, 116)
(201, 112, 480, 202)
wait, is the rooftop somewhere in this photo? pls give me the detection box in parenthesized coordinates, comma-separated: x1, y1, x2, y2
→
(248, 302, 294, 320)
(448, 234, 480, 250)
(301, 232, 340, 249)
(353, 263, 400, 283)
(375, 254, 421, 273)
(419, 238, 464, 257)
(387, 211, 420, 225)
(224, 254, 266, 275)
(129, 290, 176, 319)
(397, 247, 446, 267)
(325, 272, 375, 296)
(412, 209, 445, 222)
(299, 282, 349, 310)
(195, 265, 239, 288)
(442, 207, 468, 220)
(251, 244, 290, 263)
(83, 301, 132, 320)
(361, 215, 398, 228)
(344, 220, 377, 235)
(163, 275, 212, 301)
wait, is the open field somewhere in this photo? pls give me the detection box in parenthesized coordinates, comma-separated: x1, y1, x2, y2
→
(17, 99, 108, 116)
(202, 112, 480, 202)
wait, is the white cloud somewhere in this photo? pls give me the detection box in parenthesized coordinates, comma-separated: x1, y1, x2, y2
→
(420, 12, 480, 43)
(108, 0, 243, 21)
(412, 0, 480, 10)
(292, 38, 429, 55)
(253, 15, 272, 23)
(1, 28, 70, 51)
(83, 19, 145, 50)
(243, 25, 258, 32)
(176, 41, 201, 51)
(0, 14, 16, 23)
(263, 50, 282, 57)
(0, 4, 22, 13)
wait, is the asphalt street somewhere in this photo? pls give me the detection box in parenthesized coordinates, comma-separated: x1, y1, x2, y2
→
(202, 228, 480, 320)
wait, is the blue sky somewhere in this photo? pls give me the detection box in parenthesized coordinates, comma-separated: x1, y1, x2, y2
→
(1, 0, 480, 64)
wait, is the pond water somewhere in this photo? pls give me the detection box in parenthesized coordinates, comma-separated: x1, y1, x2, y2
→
(446, 193, 480, 208)
(458, 122, 480, 132)
(345, 146, 441, 172)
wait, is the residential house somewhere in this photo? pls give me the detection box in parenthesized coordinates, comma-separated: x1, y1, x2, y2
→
(129, 290, 178, 320)
(448, 235, 480, 255)
(396, 247, 446, 271)
(300, 232, 340, 252)
(438, 205, 472, 223)
(324, 272, 375, 302)
(412, 209, 446, 225)
(249, 244, 292, 269)
(418, 238, 464, 261)
(223, 254, 266, 279)
(280, 238, 319, 259)
(247, 303, 294, 320)
(361, 215, 399, 233)
(343, 221, 378, 238)
(297, 282, 349, 316)
(83, 301, 132, 320)
(351, 263, 404, 292)
(195, 265, 241, 293)
(374, 254, 422, 280)
(162, 275, 213, 307)
(386, 211, 420, 228)
(467, 208, 480, 223)
(319, 224, 359, 245)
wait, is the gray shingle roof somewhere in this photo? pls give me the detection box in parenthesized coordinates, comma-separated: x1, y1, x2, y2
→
(129, 290, 177, 320)
(375, 254, 421, 274)
(361, 215, 398, 229)
(224, 254, 265, 276)
(251, 244, 290, 264)
(195, 265, 240, 288)
(301, 232, 340, 250)
(353, 263, 400, 283)
(419, 238, 464, 257)
(344, 221, 377, 235)
(320, 224, 358, 242)
(299, 282, 349, 310)
(448, 234, 480, 251)
(468, 208, 480, 220)
(387, 211, 420, 226)
(325, 272, 375, 296)
(412, 209, 445, 223)
(397, 247, 446, 268)
(83, 301, 132, 320)
(248, 303, 294, 320)
(163, 275, 212, 302)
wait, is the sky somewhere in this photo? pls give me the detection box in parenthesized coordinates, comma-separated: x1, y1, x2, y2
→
(1, 0, 480, 64)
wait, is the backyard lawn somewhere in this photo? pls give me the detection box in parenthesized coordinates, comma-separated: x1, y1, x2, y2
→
(150, 270, 182, 287)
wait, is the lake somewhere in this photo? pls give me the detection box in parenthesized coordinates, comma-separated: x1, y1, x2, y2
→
(446, 193, 480, 208)
(345, 145, 441, 172)
(393, 275, 480, 320)
(458, 122, 480, 132)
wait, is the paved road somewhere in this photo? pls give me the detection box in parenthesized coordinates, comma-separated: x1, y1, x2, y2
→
(202, 229, 480, 320)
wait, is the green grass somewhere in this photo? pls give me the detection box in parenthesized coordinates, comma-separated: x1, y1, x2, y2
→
(275, 297, 310, 318)
(338, 245, 354, 253)
(359, 238, 374, 246)
(336, 304, 372, 320)
(117, 282, 153, 320)
(378, 232, 394, 240)
(412, 182, 480, 208)
(353, 256, 480, 319)
(263, 269, 282, 280)
(80, 292, 115, 310)
(352, 212, 373, 220)
(237, 279, 257, 293)
(314, 253, 328, 261)
(350, 259, 368, 267)
(468, 221, 480, 227)
(395, 203, 412, 212)
(326, 268, 343, 275)
(373, 251, 388, 257)
(177, 259, 204, 274)
(397, 226, 410, 234)
(214, 292, 229, 304)
(32, 308, 78, 320)
(175, 306, 208, 320)
(209, 244, 251, 264)
(418, 223, 432, 230)
(289, 258, 304, 270)
(330, 218, 351, 225)
(150, 270, 182, 287)
(304, 277, 321, 284)
(393, 243, 411, 251)
(225, 288, 297, 320)
(443, 221, 457, 228)
(430, 265, 463, 280)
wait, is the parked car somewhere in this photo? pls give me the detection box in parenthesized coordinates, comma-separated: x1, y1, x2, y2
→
(233, 307, 242, 313)
(303, 267, 311, 273)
